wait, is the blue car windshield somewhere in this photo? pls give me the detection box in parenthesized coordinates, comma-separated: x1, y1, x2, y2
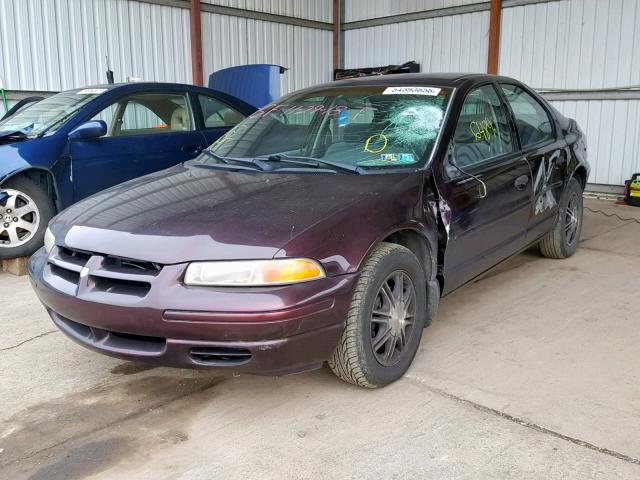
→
(0, 88, 105, 137)
(207, 85, 453, 169)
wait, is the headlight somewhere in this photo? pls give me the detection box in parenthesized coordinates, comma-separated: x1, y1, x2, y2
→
(44, 227, 55, 254)
(184, 259, 325, 286)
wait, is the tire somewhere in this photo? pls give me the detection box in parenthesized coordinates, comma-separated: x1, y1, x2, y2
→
(329, 242, 428, 388)
(538, 177, 583, 259)
(0, 176, 55, 259)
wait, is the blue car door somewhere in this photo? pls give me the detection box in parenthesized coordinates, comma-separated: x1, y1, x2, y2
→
(69, 90, 207, 201)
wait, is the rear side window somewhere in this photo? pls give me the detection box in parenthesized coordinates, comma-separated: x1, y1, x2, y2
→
(500, 84, 555, 148)
(453, 84, 515, 169)
(198, 95, 245, 128)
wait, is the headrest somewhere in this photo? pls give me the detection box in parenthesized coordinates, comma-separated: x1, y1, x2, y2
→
(170, 108, 189, 131)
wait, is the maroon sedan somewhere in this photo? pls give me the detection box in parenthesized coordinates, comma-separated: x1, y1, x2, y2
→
(29, 74, 589, 388)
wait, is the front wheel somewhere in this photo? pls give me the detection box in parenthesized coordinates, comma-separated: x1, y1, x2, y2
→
(329, 243, 428, 388)
(0, 176, 55, 259)
(538, 177, 583, 259)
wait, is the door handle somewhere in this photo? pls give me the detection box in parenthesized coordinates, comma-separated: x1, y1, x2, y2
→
(514, 175, 529, 191)
(181, 145, 202, 154)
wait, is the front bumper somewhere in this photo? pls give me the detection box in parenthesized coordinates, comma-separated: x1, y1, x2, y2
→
(29, 247, 357, 375)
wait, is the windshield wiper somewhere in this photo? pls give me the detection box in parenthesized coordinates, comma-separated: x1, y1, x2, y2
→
(0, 129, 32, 141)
(201, 150, 266, 171)
(264, 154, 363, 175)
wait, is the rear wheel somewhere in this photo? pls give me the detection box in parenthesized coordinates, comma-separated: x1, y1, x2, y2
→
(0, 176, 55, 259)
(539, 177, 583, 259)
(329, 243, 427, 388)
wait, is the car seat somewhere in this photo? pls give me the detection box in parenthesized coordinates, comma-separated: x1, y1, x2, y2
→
(170, 108, 190, 131)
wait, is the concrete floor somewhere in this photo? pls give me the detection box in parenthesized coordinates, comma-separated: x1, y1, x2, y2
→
(1, 198, 639, 479)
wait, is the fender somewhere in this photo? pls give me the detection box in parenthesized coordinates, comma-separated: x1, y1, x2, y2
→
(0, 166, 65, 213)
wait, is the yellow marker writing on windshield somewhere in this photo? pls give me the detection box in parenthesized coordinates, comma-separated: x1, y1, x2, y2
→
(364, 133, 388, 153)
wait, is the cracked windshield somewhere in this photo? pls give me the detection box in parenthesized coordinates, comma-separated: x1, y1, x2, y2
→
(204, 86, 453, 171)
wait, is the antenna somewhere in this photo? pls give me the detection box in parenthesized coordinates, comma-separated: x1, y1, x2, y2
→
(105, 56, 114, 84)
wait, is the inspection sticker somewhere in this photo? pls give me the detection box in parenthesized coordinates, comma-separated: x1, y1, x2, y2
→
(382, 86, 441, 96)
(77, 88, 107, 95)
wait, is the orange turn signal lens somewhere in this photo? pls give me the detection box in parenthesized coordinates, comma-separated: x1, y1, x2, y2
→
(184, 259, 325, 286)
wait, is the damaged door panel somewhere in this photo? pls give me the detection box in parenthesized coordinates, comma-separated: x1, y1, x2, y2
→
(436, 83, 533, 293)
(498, 83, 567, 244)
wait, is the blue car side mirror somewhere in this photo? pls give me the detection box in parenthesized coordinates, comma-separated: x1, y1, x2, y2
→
(68, 120, 107, 140)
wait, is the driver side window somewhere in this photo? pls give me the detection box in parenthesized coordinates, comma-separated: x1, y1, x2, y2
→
(90, 93, 193, 136)
(453, 84, 514, 169)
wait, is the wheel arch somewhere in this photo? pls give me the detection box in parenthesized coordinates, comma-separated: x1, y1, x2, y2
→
(381, 227, 441, 326)
(571, 165, 588, 191)
(1, 168, 61, 213)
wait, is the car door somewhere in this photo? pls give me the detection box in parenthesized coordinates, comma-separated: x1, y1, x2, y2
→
(195, 93, 246, 146)
(499, 83, 566, 244)
(439, 83, 533, 293)
(70, 91, 208, 201)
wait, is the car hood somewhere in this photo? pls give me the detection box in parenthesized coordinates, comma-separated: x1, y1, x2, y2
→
(52, 163, 420, 265)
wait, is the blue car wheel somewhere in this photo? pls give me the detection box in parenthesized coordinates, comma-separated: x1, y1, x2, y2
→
(0, 176, 54, 259)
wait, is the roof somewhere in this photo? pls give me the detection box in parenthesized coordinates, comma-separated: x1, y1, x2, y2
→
(306, 73, 520, 92)
(67, 81, 200, 91)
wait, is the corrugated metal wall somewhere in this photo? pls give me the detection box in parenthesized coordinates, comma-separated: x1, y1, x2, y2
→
(344, 11, 489, 73)
(499, 0, 640, 90)
(550, 99, 640, 187)
(498, 0, 640, 186)
(0, 0, 332, 98)
(0, 0, 192, 91)
(202, 0, 332, 22)
(345, 0, 485, 22)
(201, 13, 332, 94)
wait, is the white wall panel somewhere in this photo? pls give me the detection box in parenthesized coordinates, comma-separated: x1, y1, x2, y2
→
(202, 12, 332, 94)
(0, 0, 192, 92)
(202, 0, 332, 22)
(344, 11, 489, 72)
(345, 0, 485, 23)
(499, 0, 640, 89)
(550, 99, 640, 186)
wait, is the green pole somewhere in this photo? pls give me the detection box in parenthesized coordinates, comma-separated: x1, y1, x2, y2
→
(0, 90, 7, 113)
(0, 76, 7, 113)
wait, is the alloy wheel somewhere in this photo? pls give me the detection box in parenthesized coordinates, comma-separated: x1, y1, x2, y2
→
(370, 271, 417, 367)
(0, 188, 40, 248)
(564, 191, 580, 246)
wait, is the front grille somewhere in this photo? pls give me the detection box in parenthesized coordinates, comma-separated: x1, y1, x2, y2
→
(102, 255, 161, 273)
(50, 263, 81, 285)
(92, 276, 151, 297)
(46, 246, 162, 298)
(189, 346, 252, 366)
(58, 246, 92, 266)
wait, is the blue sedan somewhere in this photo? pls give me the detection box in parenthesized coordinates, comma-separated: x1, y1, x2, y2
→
(0, 82, 256, 258)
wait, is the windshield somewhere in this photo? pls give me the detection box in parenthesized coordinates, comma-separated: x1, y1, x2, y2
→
(0, 88, 106, 137)
(206, 85, 452, 171)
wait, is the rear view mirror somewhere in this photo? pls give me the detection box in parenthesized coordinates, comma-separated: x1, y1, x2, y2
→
(68, 120, 107, 140)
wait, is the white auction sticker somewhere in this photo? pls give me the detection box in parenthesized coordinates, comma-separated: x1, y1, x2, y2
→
(382, 86, 441, 96)
(77, 88, 107, 95)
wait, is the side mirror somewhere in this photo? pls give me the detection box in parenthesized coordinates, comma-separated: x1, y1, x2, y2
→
(68, 120, 107, 140)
